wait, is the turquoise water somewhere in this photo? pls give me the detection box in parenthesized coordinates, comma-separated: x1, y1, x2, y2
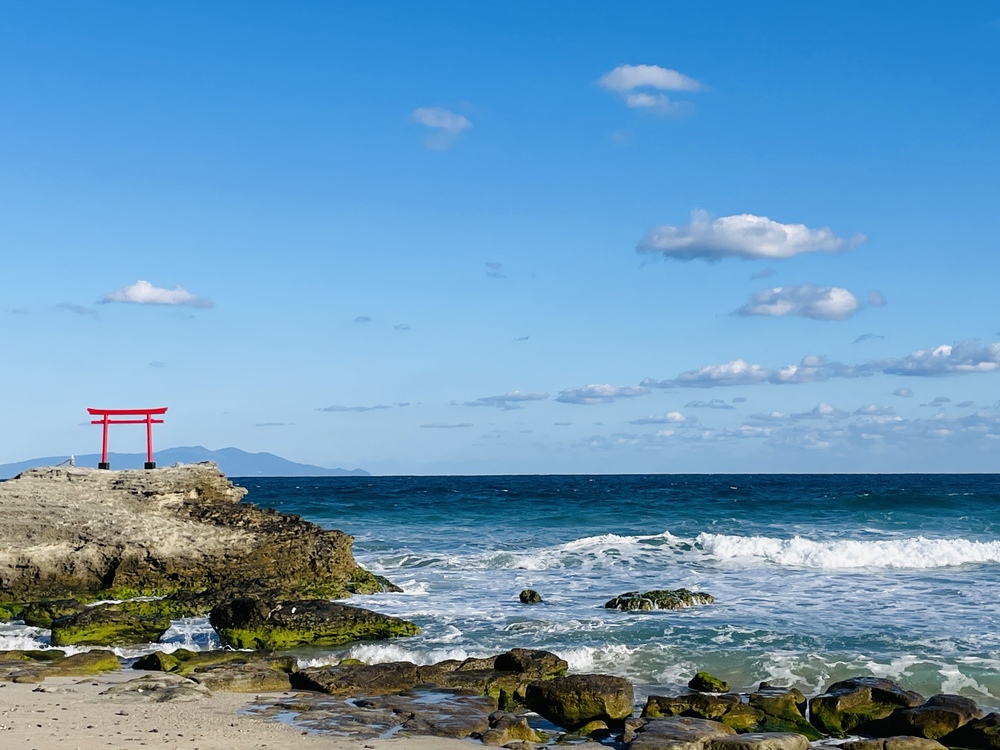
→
(239, 474, 1000, 705)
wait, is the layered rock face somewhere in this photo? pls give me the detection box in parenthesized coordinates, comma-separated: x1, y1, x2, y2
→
(0, 463, 373, 604)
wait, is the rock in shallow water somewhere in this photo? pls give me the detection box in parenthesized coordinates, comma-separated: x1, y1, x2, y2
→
(809, 676, 925, 737)
(604, 588, 714, 611)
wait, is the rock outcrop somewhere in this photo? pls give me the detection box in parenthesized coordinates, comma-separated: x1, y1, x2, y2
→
(524, 673, 634, 731)
(0, 463, 387, 608)
(809, 677, 925, 737)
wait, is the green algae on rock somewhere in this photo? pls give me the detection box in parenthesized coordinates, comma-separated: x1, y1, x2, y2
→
(50, 604, 172, 647)
(208, 596, 420, 650)
(690, 671, 731, 693)
(604, 588, 715, 611)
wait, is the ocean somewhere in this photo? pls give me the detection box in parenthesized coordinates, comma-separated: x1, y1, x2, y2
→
(3, 474, 999, 706)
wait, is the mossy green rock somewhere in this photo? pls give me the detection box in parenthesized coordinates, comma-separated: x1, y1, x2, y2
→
(941, 712, 1000, 750)
(810, 677, 924, 737)
(690, 671, 730, 693)
(605, 588, 714, 611)
(0, 601, 26, 622)
(11, 649, 121, 682)
(643, 693, 741, 720)
(21, 599, 87, 628)
(50, 604, 171, 647)
(209, 596, 419, 650)
(524, 673, 634, 731)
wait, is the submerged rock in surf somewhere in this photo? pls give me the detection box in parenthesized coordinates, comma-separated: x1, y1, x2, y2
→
(604, 588, 714, 611)
(519, 588, 543, 604)
(208, 595, 420, 650)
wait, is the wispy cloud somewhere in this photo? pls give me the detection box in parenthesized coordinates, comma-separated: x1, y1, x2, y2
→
(685, 399, 735, 410)
(638, 210, 866, 262)
(642, 341, 1000, 390)
(148, 361, 166, 368)
(750, 268, 776, 280)
(893, 387, 914, 398)
(737, 284, 861, 320)
(411, 107, 471, 150)
(9, 308, 30, 315)
(921, 396, 951, 408)
(421, 422, 473, 429)
(485, 262, 505, 278)
(556, 384, 649, 405)
(598, 64, 701, 116)
(319, 404, 394, 413)
(102, 280, 212, 308)
(465, 391, 549, 410)
(353, 315, 371, 324)
(629, 411, 697, 425)
(394, 323, 411, 331)
(57, 302, 98, 316)
(854, 333, 885, 344)
(255, 422, 293, 427)
(515, 335, 531, 342)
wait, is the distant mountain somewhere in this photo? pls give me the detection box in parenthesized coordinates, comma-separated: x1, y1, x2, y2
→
(0, 446, 370, 479)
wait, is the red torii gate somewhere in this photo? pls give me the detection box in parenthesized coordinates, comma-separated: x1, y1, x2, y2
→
(88, 407, 167, 470)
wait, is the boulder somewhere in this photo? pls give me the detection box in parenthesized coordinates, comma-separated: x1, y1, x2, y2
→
(0, 463, 391, 606)
(50, 604, 172, 646)
(188, 660, 294, 692)
(707, 733, 810, 750)
(493, 648, 567, 678)
(519, 589, 542, 604)
(293, 661, 423, 695)
(479, 710, 546, 745)
(809, 676, 924, 737)
(690, 672, 730, 693)
(643, 693, 742, 720)
(604, 589, 714, 611)
(840, 738, 949, 750)
(630, 716, 737, 750)
(208, 596, 419, 649)
(524, 673, 634, 731)
(940, 712, 1000, 750)
(863, 694, 982, 739)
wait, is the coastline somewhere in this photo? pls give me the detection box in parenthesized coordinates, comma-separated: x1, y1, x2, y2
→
(0, 671, 475, 750)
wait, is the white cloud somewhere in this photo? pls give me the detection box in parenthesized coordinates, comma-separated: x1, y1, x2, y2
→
(893, 387, 914, 398)
(854, 333, 885, 344)
(102, 280, 212, 308)
(685, 399, 735, 410)
(411, 107, 471, 150)
(642, 341, 1000, 390)
(878, 342, 1000, 377)
(319, 404, 393, 413)
(465, 391, 549, 410)
(737, 284, 861, 320)
(638, 210, 866, 262)
(421, 422, 473, 429)
(57, 302, 97, 316)
(629, 411, 696, 425)
(556, 384, 649, 405)
(597, 64, 701, 116)
(598, 64, 701, 93)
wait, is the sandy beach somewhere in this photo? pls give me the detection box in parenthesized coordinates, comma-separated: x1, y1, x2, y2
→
(0, 671, 475, 750)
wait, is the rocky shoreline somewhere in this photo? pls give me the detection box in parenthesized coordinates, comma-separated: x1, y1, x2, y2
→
(1, 464, 997, 749)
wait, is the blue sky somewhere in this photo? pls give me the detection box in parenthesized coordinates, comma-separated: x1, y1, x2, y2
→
(3, 2, 999, 473)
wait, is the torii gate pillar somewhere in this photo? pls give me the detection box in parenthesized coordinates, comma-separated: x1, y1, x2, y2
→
(87, 407, 168, 470)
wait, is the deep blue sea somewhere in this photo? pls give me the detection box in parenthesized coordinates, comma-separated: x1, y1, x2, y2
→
(3, 474, 999, 705)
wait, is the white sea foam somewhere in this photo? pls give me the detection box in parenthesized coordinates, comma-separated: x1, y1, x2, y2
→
(696, 533, 1000, 569)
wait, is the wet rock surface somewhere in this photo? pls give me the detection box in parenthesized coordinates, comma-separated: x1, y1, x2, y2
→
(629, 715, 737, 750)
(864, 694, 984, 739)
(247, 689, 497, 740)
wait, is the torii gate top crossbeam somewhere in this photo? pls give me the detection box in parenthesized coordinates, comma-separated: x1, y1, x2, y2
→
(87, 407, 168, 470)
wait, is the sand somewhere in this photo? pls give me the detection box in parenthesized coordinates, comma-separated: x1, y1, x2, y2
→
(0, 672, 476, 750)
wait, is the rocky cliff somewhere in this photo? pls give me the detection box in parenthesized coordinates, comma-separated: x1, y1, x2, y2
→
(0, 463, 385, 605)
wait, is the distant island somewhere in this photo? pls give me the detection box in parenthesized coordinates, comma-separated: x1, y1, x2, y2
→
(0, 446, 370, 479)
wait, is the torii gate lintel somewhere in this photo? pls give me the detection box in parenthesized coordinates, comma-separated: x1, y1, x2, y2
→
(87, 407, 168, 470)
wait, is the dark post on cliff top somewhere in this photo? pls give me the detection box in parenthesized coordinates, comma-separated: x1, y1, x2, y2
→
(87, 407, 168, 470)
